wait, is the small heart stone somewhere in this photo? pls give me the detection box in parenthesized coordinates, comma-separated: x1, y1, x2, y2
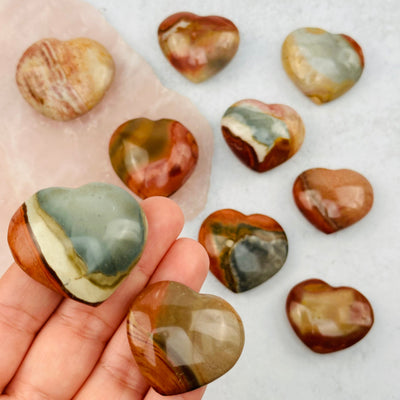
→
(282, 28, 364, 104)
(8, 182, 147, 305)
(127, 281, 245, 395)
(293, 168, 373, 233)
(286, 279, 374, 353)
(158, 12, 240, 83)
(109, 118, 199, 198)
(16, 38, 115, 120)
(221, 100, 305, 172)
(199, 209, 288, 292)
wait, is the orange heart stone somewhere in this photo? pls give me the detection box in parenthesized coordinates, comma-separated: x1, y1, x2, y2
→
(16, 38, 115, 120)
(158, 12, 240, 83)
(282, 28, 364, 104)
(221, 100, 305, 172)
(127, 281, 245, 395)
(109, 118, 199, 198)
(293, 168, 373, 233)
(199, 209, 288, 292)
(286, 279, 374, 353)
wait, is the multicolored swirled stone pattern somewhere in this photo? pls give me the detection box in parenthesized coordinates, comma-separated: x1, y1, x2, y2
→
(221, 100, 305, 172)
(286, 279, 374, 353)
(158, 12, 240, 83)
(8, 183, 147, 305)
(293, 168, 373, 234)
(282, 28, 364, 104)
(109, 118, 199, 199)
(16, 38, 115, 120)
(199, 209, 288, 292)
(127, 281, 245, 395)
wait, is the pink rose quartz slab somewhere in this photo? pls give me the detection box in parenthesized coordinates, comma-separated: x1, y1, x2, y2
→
(0, 0, 213, 273)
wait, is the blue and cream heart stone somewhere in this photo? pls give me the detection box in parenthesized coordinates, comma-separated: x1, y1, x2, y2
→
(8, 183, 147, 305)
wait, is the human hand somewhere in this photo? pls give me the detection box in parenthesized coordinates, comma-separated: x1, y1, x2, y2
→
(0, 197, 209, 400)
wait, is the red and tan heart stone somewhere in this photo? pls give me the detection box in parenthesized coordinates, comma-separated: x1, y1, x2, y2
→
(127, 281, 245, 395)
(286, 279, 374, 353)
(158, 12, 240, 83)
(293, 168, 373, 233)
(16, 37, 115, 120)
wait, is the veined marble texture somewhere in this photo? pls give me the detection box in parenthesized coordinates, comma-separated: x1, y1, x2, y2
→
(8, 182, 147, 305)
(282, 28, 364, 104)
(221, 100, 305, 172)
(16, 38, 115, 120)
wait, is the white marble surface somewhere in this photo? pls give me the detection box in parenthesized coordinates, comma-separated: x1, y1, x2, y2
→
(9, 0, 400, 398)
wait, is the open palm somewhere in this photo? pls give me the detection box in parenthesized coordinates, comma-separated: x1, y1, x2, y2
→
(0, 197, 209, 400)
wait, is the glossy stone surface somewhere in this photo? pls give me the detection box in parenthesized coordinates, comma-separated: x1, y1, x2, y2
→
(109, 118, 199, 198)
(293, 168, 373, 234)
(282, 28, 364, 104)
(16, 37, 115, 120)
(8, 183, 147, 305)
(221, 100, 305, 172)
(127, 281, 245, 395)
(286, 279, 374, 353)
(199, 209, 288, 292)
(158, 12, 240, 83)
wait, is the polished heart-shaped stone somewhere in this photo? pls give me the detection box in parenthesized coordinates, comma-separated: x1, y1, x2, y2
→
(158, 12, 240, 83)
(286, 279, 374, 353)
(221, 100, 305, 172)
(16, 38, 115, 120)
(199, 209, 288, 292)
(282, 28, 364, 104)
(109, 118, 199, 198)
(127, 281, 245, 395)
(8, 182, 147, 305)
(293, 168, 373, 234)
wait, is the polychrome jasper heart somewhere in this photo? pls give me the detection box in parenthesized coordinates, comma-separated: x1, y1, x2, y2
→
(16, 38, 115, 120)
(198, 209, 288, 292)
(293, 168, 373, 234)
(158, 12, 240, 83)
(286, 279, 374, 353)
(109, 118, 199, 198)
(127, 281, 245, 395)
(282, 28, 364, 104)
(221, 100, 305, 172)
(8, 182, 147, 305)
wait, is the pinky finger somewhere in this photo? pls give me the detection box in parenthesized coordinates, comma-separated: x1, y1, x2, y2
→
(144, 387, 206, 400)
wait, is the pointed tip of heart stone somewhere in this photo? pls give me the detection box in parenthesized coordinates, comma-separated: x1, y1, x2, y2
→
(109, 118, 199, 198)
(158, 12, 240, 83)
(293, 168, 374, 233)
(286, 279, 374, 353)
(221, 100, 305, 172)
(8, 182, 147, 305)
(199, 209, 288, 292)
(16, 37, 115, 120)
(282, 27, 364, 104)
(127, 280, 245, 395)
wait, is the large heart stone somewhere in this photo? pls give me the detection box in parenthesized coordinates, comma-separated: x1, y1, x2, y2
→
(286, 279, 374, 353)
(158, 12, 240, 83)
(221, 100, 305, 172)
(282, 28, 364, 104)
(127, 281, 245, 395)
(16, 38, 115, 120)
(199, 209, 288, 292)
(109, 118, 199, 198)
(293, 168, 374, 233)
(8, 182, 147, 305)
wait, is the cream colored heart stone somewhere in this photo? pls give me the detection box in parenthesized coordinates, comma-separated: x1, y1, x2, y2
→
(16, 38, 115, 120)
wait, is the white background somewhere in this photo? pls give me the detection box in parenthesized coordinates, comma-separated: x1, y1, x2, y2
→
(28, 1, 400, 398)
